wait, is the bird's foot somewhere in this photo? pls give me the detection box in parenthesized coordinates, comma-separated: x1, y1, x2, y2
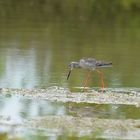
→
(98, 88, 106, 93)
(81, 87, 89, 92)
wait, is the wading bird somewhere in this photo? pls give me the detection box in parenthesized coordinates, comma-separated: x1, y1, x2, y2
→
(67, 58, 112, 90)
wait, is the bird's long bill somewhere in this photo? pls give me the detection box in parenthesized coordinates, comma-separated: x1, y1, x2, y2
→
(67, 70, 71, 80)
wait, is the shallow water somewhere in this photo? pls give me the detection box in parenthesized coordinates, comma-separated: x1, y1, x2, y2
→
(0, 1, 140, 139)
(0, 94, 140, 121)
(0, 92, 140, 139)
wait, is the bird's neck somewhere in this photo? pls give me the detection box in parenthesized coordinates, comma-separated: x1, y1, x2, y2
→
(72, 62, 81, 69)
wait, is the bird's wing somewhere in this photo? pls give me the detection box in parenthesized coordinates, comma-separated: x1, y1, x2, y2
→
(80, 58, 96, 68)
(85, 58, 96, 63)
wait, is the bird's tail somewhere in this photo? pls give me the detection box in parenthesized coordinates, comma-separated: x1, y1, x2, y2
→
(96, 61, 112, 68)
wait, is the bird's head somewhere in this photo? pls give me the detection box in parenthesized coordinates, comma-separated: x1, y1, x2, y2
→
(67, 61, 80, 80)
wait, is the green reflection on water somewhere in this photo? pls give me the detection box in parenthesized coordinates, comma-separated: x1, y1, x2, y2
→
(0, 133, 8, 140)
(66, 102, 140, 119)
(0, 19, 140, 88)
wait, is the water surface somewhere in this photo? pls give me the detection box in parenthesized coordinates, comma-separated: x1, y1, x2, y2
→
(0, 20, 140, 88)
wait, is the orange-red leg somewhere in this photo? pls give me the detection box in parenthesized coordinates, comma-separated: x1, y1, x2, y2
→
(96, 69, 105, 91)
(83, 71, 91, 91)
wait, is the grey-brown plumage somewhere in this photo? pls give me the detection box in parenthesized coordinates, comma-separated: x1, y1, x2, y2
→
(67, 58, 112, 80)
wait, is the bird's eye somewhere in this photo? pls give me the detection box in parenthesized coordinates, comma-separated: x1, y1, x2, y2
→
(68, 64, 71, 68)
